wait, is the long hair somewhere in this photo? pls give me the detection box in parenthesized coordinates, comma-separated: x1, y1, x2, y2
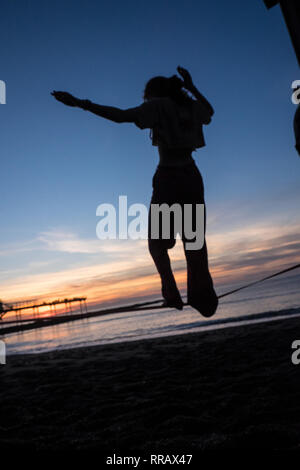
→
(143, 75, 193, 106)
(143, 75, 194, 139)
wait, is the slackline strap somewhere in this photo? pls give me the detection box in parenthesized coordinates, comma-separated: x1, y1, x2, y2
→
(217, 263, 300, 300)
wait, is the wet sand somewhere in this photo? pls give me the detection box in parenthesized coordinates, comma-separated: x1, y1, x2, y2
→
(1, 316, 300, 455)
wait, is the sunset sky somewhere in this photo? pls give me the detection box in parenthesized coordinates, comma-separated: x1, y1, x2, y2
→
(1, 0, 299, 310)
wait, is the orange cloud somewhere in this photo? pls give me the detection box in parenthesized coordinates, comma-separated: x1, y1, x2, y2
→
(1, 220, 299, 314)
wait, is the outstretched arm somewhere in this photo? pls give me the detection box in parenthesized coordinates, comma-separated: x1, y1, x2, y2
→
(177, 66, 214, 117)
(51, 91, 136, 123)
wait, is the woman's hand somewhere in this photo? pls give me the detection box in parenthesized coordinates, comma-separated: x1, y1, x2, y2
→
(177, 66, 193, 90)
(51, 91, 79, 107)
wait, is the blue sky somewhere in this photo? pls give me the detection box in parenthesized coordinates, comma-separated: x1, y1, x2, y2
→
(0, 0, 299, 307)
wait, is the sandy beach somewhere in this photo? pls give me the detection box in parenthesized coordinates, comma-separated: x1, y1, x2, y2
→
(1, 316, 300, 456)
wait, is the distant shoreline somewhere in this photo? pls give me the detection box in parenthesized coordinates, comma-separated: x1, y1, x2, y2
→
(0, 297, 166, 336)
(4, 305, 300, 356)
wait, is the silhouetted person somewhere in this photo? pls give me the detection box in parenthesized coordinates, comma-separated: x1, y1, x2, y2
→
(51, 66, 218, 317)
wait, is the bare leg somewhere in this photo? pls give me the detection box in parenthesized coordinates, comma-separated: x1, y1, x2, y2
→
(148, 187, 183, 310)
(148, 237, 183, 309)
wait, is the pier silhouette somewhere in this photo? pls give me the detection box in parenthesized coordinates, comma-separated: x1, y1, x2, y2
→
(0, 297, 88, 322)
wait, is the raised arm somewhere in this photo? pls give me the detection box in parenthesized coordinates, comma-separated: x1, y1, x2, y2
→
(51, 91, 137, 123)
(177, 66, 214, 117)
(186, 83, 214, 117)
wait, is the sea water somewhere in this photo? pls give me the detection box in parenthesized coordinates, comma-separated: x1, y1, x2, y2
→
(2, 272, 300, 355)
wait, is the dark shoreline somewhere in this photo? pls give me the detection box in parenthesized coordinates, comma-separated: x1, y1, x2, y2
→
(0, 298, 166, 336)
(2, 303, 300, 341)
(1, 316, 300, 453)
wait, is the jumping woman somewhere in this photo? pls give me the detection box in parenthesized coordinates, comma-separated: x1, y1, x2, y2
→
(51, 66, 218, 317)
